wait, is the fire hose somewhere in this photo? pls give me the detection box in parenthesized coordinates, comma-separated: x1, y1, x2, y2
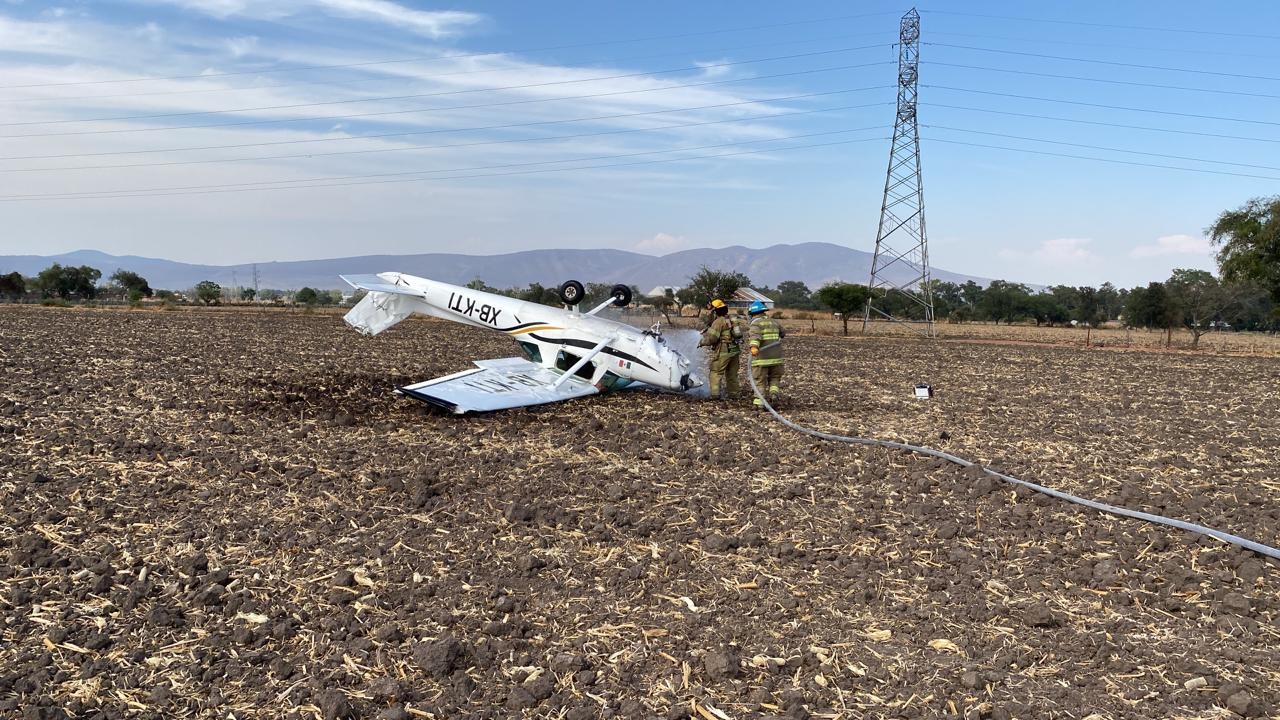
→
(744, 365, 1280, 561)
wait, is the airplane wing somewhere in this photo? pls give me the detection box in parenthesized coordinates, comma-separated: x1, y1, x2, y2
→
(396, 357, 598, 414)
(341, 274, 423, 297)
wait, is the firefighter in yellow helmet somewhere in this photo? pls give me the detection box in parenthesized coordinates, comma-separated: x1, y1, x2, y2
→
(697, 298, 741, 400)
(747, 299, 785, 407)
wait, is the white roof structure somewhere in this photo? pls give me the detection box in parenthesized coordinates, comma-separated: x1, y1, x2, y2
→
(729, 287, 774, 309)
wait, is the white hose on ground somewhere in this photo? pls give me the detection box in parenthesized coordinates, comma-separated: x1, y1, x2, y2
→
(745, 367, 1280, 561)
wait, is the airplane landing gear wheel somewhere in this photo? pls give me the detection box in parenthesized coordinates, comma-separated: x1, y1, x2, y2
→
(558, 280, 585, 306)
(609, 284, 633, 307)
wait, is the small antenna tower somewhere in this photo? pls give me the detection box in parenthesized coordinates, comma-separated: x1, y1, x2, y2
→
(863, 7, 935, 336)
(252, 264, 260, 293)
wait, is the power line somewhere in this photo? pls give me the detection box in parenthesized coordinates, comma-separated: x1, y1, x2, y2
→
(927, 31, 1280, 63)
(2, 32, 889, 105)
(927, 43, 1280, 82)
(923, 85, 1280, 127)
(0, 45, 890, 128)
(922, 136, 1280, 182)
(0, 89, 888, 162)
(0, 63, 893, 139)
(0, 127, 885, 199)
(921, 102, 1280, 145)
(926, 61, 1280, 100)
(924, 124, 1280, 172)
(0, 135, 890, 202)
(918, 9, 1280, 41)
(4, 101, 888, 173)
(0, 11, 901, 90)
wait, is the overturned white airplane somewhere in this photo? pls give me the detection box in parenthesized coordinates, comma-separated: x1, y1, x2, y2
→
(341, 273, 703, 413)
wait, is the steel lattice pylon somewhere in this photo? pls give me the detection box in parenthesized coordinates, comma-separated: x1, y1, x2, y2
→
(863, 7, 934, 336)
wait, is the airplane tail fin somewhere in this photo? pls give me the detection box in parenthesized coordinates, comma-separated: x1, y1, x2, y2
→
(344, 291, 418, 336)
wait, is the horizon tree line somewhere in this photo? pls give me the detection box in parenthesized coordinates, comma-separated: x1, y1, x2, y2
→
(4, 195, 1277, 340)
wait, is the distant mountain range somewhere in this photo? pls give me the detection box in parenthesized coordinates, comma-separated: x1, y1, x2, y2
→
(0, 243, 990, 293)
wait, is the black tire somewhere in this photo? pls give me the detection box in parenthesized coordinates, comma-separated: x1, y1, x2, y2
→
(609, 284, 633, 307)
(558, 280, 585, 306)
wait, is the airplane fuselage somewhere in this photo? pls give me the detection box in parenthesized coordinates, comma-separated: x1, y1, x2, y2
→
(344, 272, 698, 394)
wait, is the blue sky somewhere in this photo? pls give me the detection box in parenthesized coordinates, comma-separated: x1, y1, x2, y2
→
(1, 1, 1278, 289)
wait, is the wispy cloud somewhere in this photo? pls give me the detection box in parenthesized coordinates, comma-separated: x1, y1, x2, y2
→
(1130, 234, 1210, 258)
(999, 237, 1098, 264)
(315, 0, 481, 38)
(141, 0, 482, 37)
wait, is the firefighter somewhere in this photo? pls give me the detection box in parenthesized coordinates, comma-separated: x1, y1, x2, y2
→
(697, 298, 741, 400)
(747, 300, 785, 407)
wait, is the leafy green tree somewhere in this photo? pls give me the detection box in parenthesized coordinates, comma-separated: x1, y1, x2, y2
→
(240, 287, 256, 301)
(1166, 268, 1237, 348)
(648, 287, 678, 323)
(294, 287, 319, 305)
(346, 289, 367, 306)
(1027, 292, 1069, 327)
(35, 263, 101, 299)
(928, 280, 963, 319)
(194, 280, 221, 305)
(1097, 282, 1124, 322)
(959, 280, 985, 311)
(465, 277, 498, 293)
(517, 282, 559, 306)
(1073, 286, 1103, 326)
(1124, 282, 1177, 331)
(258, 289, 283, 302)
(109, 269, 153, 298)
(978, 280, 1032, 324)
(816, 282, 872, 336)
(680, 266, 751, 308)
(0, 271, 26, 300)
(1209, 195, 1280, 303)
(773, 280, 818, 310)
(1218, 283, 1274, 331)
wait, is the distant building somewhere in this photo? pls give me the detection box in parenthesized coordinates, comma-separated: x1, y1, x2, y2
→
(644, 285, 680, 299)
(728, 287, 774, 311)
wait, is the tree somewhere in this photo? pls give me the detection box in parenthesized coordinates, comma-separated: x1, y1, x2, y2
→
(1027, 292, 1069, 327)
(928, 280, 963, 320)
(294, 287, 319, 305)
(517, 282, 559, 307)
(816, 282, 872, 336)
(35, 263, 100, 299)
(773, 280, 818, 310)
(0, 271, 25, 300)
(240, 287, 256, 301)
(1166, 268, 1236, 348)
(194, 280, 221, 305)
(1209, 195, 1280, 303)
(1073, 286, 1103, 326)
(1124, 282, 1177, 332)
(109, 269, 153, 298)
(978, 280, 1032, 325)
(465, 277, 498, 293)
(1097, 282, 1124, 322)
(681, 266, 751, 308)
(648, 288, 678, 323)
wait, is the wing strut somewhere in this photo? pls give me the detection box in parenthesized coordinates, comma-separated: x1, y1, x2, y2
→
(552, 334, 615, 389)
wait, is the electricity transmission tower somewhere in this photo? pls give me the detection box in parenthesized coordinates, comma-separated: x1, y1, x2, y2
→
(863, 7, 935, 336)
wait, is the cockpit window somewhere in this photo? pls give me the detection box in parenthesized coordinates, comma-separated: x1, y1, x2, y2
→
(518, 341, 541, 363)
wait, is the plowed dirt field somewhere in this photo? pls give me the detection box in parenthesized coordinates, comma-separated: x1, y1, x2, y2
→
(2, 306, 1278, 720)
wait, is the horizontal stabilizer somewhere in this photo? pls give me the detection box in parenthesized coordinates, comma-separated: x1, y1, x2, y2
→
(397, 357, 598, 413)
